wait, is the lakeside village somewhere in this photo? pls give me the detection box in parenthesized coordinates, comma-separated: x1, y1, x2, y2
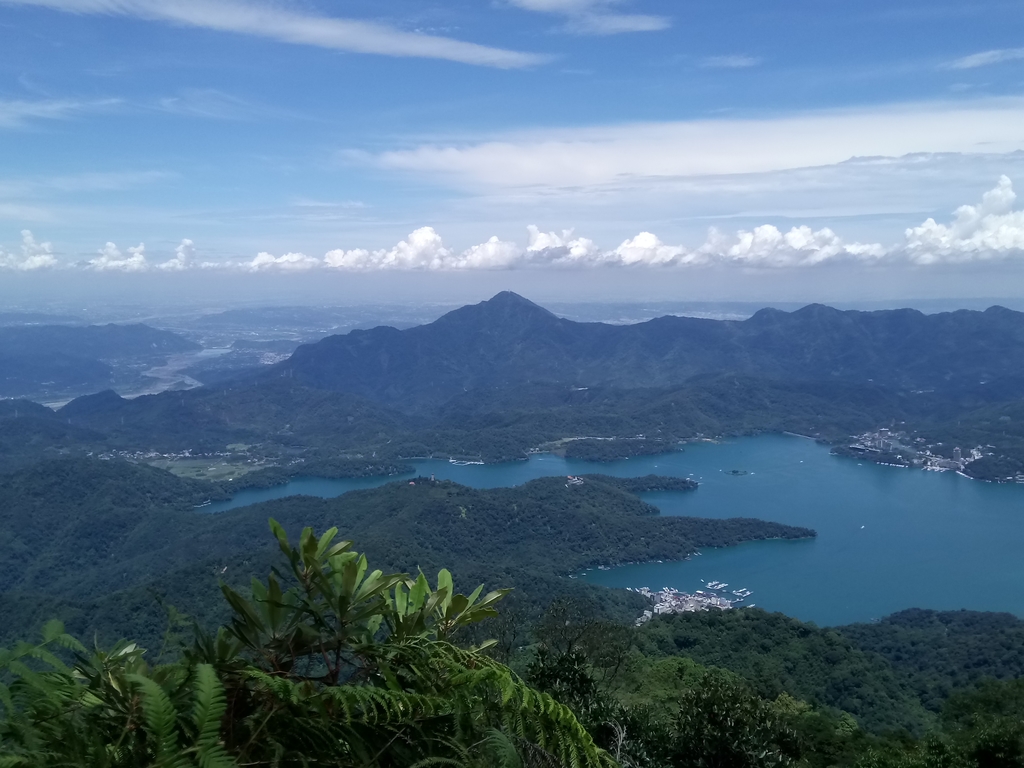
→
(630, 581, 755, 626)
(840, 428, 991, 475)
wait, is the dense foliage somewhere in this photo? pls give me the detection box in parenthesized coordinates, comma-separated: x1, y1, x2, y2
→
(840, 609, 1024, 710)
(0, 458, 810, 648)
(7, 521, 1024, 768)
(635, 609, 932, 734)
(563, 439, 679, 461)
(519, 602, 1024, 768)
(0, 523, 608, 767)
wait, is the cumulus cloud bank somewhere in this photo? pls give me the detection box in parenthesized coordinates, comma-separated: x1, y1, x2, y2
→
(305, 178, 1023, 270)
(156, 239, 195, 271)
(87, 242, 149, 272)
(904, 175, 1024, 264)
(6, 178, 1024, 274)
(0, 230, 58, 270)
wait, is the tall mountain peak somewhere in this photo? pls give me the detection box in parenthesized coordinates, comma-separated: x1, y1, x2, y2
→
(476, 291, 553, 315)
(431, 291, 558, 329)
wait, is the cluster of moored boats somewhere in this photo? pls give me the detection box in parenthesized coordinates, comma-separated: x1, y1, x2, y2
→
(700, 579, 752, 600)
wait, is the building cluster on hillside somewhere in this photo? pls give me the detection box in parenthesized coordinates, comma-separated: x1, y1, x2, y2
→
(94, 447, 268, 462)
(630, 585, 745, 626)
(846, 428, 986, 473)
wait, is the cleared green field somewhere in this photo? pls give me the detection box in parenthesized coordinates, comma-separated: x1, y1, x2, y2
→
(148, 458, 264, 481)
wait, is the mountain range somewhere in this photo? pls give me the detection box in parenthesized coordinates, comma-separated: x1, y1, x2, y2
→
(5, 293, 1024, 478)
(280, 292, 1024, 408)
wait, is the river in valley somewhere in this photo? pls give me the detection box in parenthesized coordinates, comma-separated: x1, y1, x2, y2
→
(202, 434, 1024, 626)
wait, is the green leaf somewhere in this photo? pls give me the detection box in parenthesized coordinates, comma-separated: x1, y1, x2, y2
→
(130, 673, 184, 766)
(316, 527, 339, 558)
(192, 664, 236, 768)
(437, 569, 454, 611)
(40, 618, 65, 642)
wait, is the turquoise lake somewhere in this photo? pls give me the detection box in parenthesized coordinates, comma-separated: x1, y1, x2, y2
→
(204, 434, 1024, 626)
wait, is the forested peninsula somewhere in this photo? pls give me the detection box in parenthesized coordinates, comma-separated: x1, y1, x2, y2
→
(0, 458, 807, 649)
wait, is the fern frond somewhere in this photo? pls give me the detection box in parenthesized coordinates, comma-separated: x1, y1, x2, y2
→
(191, 664, 236, 768)
(475, 729, 524, 768)
(130, 674, 186, 767)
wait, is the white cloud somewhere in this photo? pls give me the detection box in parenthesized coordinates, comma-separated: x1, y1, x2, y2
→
(611, 232, 688, 265)
(312, 179, 1024, 270)
(948, 48, 1024, 70)
(88, 241, 148, 271)
(700, 55, 761, 69)
(506, 0, 668, 35)
(699, 225, 885, 268)
(325, 227, 455, 270)
(156, 239, 195, 271)
(313, 224, 882, 271)
(8, 179, 1023, 275)
(903, 175, 1024, 264)
(3, 0, 546, 68)
(0, 230, 58, 270)
(365, 99, 1024, 191)
(242, 251, 322, 272)
(525, 225, 601, 264)
(454, 236, 522, 268)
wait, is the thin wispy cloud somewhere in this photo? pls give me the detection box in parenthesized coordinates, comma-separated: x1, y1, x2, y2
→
(359, 99, 1024, 191)
(0, 204, 53, 223)
(948, 48, 1024, 70)
(0, 98, 116, 128)
(44, 170, 173, 193)
(507, 0, 669, 35)
(700, 55, 762, 69)
(0, 171, 169, 222)
(155, 89, 290, 121)
(1, 0, 548, 68)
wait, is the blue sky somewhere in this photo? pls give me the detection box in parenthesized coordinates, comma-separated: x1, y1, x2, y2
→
(2, 0, 1024, 305)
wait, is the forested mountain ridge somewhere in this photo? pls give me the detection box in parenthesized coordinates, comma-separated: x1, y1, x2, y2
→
(840, 608, 1024, 710)
(8, 294, 1024, 478)
(21, 373, 904, 468)
(0, 323, 200, 399)
(279, 293, 1024, 407)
